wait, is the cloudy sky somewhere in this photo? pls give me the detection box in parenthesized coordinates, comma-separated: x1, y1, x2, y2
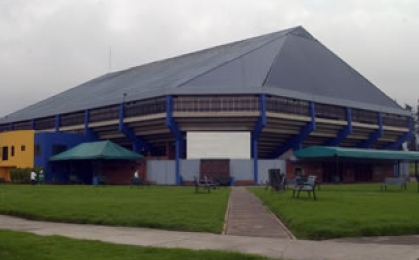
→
(0, 0, 418, 117)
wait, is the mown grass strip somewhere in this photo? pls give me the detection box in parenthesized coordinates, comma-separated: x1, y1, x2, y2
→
(0, 185, 230, 233)
(251, 183, 419, 240)
(0, 229, 275, 260)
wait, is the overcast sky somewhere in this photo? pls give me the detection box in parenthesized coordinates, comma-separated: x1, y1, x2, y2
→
(0, 0, 418, 117)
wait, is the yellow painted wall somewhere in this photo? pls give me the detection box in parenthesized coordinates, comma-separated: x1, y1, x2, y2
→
(0, 130, 35, 181)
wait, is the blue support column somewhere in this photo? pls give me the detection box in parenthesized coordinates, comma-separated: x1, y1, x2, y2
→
(252, 94, 266, 184)
(357, 112, 383, 148)
(270, 101, 316, 158)
(118, 103, 150, 153)
(31, 119, 35, 130)
(84, 109, 97, 141)
(55, 115, 60, 132)
(324, 108, 352, 146)
(9, 123, 14, 131)
(384, 117, 413, 150)
(166, 96, 182, 185)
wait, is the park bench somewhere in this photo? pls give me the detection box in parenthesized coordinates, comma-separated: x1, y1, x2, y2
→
(218, 176, 232, 186)
(97, 175, 107, 185)
(285, 178, 297, 190)
(69, 174, 82, 184)
(287, 176, 321, 191)
(292, 175, 317, 200)
(194, 176, 211, 193)
(131, 176, 149, 188)
(381, 177, 407, 191)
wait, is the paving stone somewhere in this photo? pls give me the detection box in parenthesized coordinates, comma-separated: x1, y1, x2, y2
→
(225, 187, 293, 238)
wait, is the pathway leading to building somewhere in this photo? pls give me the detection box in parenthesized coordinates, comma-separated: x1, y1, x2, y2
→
(225, 187, 293, 239)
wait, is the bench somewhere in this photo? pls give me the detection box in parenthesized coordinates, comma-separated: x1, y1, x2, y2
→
(194, 176, 211, 193)
(131, 177, 149, 188)
(293, 175, 317, 200)
(381, 177, 407, 191)
(97, 175, 107, 185)
(218, 176, 232, 186)
(287, 177, 321, 191)
(69, 174, 82, 184)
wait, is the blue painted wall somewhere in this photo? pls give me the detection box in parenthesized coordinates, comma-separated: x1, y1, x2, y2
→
(34, 132, 86, 183)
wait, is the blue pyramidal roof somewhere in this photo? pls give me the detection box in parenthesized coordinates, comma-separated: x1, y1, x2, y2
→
(1, 26, 408, 124)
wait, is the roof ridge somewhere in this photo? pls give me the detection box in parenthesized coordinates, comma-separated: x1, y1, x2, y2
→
(94, 28, 297, 83)
(261, 35, 291, 86)
(175, 29, 292, 89)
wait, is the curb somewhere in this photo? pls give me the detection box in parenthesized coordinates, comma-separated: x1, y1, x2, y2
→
(268, 210, 296, 240)
(221, 192, 232, 235)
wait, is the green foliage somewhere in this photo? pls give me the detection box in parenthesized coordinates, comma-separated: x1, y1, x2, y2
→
(409, 163, 419, 176)
(0, 230, 273, 260)
(251, 183, 419, 240)
(0, 185, 230, 233)
(33, 166, 43, 175)
(9, 168, 32, 183)
(9, 167, 44, 183)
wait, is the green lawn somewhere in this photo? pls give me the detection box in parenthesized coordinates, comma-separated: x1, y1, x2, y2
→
(0, 185, 230, 233)
(251, 183, 419, 240)
(0, 229, 274, 260)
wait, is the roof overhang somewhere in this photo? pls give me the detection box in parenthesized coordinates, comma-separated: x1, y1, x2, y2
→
(294, 146, 419, 161)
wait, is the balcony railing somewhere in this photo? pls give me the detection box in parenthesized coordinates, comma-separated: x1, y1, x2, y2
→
(34, 117, 55, 130)
(89, 105, 119, 123)
(61, 111, 85, 127)
(315, 103, 346, 120)
(382, 113, 409, 128)
(352, 109, 378, 124)
(174, 96, 259, 112)
(266, 96, 309, 116)
(125, 97, 166, 118)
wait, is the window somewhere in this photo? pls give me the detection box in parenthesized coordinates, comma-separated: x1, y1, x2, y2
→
(21, 145, 26, 152)
(34, 145, 41, 156)
(11, 146, 14, 156)
(2, 147, 8, 161)
(52, 145, 67, 156)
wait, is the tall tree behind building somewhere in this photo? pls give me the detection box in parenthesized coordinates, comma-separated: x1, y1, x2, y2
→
(408, 101, 419, 151)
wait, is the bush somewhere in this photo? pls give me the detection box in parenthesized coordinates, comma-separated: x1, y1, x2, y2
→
(10, 168, 36, 184)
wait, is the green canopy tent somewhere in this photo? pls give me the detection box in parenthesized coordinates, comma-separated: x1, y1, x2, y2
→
(294, 146, 419, 186)
(50, 140, 143, 161)
(50, 140, 143, 184)
(294, 146, 419, 162)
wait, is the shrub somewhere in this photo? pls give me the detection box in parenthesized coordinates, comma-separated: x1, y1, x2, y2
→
(9, 168, 37, 183)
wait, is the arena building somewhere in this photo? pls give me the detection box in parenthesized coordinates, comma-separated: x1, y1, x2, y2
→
(0, 26, 413, 184)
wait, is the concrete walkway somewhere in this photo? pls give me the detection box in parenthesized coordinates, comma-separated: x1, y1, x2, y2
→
(225, 187, 293, 239)
(1, 214, 419, 260)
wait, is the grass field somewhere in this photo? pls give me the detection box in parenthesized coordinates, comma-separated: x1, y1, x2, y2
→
(0, 229, 274, 260)
(0, 185, 230, 233)
(252, 183, 419, 240)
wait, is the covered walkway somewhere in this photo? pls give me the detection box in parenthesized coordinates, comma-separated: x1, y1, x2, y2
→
(292, 146, 419, 183)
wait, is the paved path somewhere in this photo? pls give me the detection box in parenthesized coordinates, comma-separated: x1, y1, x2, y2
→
(1, 215, 419, 260)
(225, 187, 293, 239)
